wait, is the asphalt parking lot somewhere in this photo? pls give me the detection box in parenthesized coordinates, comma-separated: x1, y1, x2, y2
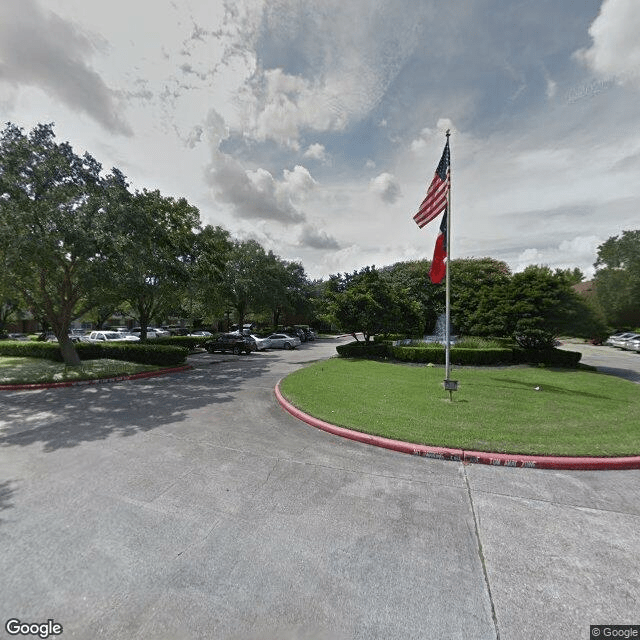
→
(1, 339, 639, 639)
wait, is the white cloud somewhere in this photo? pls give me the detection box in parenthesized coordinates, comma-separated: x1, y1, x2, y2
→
(370, 173, 402, 204)
(203, 109, 307, 224)
(576, 0, 640, 85)
(303, 143, 329, 163)
(237, 1, 432, 149)
(0, 0, 131, 135)
(299, 224, 342, 250)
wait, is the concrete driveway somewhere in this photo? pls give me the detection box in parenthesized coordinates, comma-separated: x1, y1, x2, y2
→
(1, 338, 639, 639)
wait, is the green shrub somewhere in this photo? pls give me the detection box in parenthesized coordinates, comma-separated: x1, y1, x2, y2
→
(372, 333, 406, 344)
(335, 338, 582, 368)
(154, 336, 208, 350)
(0, 340, 188, 367)
(455, 337, 504, 349)
(77, 343, 188, 366)
(0, 340, 63, 360)
(390, 345, 513, 365)
(336, 341, 390, 358)
(512, 347, 582, 368)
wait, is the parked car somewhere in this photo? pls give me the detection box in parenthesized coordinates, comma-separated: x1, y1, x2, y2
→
(6, 333, 29, 341)
(625, 336, 640, 353)
(130, 328, 160, 339)
(246, 334, 271, 351)
(149, 327, 170, 337)
(620, 334, 640, 350)
(188, 330, 212, 337)
(266, 333, 301, 349)
(298, 326, 316, 341)
(205, 333, 253, 355)
(87, 331, 140, 343)
(606, 332, 637, 348)
(162, 325, 190, 336)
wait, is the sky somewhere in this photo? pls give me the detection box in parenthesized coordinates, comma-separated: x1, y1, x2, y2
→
(1, 0, 639, 281)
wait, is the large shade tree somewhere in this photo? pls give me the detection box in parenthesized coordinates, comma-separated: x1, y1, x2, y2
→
(0, 123, 120, 364)
(329, 267, 422, 342)
(111, 188, 201, 339)
(593, 230, 640, 328)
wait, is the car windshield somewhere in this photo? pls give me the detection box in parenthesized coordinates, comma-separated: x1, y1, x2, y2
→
(104, 332, 121, 339)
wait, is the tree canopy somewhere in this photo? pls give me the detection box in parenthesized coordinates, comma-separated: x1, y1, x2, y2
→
(0, 123, 115, 363)
(593, 230, 640, 327)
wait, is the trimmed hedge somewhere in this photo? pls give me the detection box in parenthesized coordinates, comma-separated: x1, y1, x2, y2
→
(391, 345, 513, 365)
(0, 340, 188, 367)
(336, 341, 390, 358)
(336, 340, 582, 368)
(512, 347, 582, 368)
(0, 341, 62, 360)
(372, 333, 407, 344)
(154, 336, 209, 350)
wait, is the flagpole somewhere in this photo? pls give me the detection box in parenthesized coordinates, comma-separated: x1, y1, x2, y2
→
(444, 129, 451, 382)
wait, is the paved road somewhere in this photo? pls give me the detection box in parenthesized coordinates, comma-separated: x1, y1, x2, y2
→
(561, 340, 640, 383)
(1, 339, 639, 640)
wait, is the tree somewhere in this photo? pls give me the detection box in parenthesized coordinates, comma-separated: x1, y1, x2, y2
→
(450, 258, 512, 336)
(112, 189, 200, 339)
(593, 230, 640, 327)
(330, 267, 422, 342)
(0, 123, 115, 364)
(220, 240, 277, 329)
(380, 260, 435, 334)
(502, 266, 603, 347)
(186, 224, 232, 327)
(264, 258, 311, 328)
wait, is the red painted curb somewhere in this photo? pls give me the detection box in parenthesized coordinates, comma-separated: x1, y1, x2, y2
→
(0, 365, 192, 391)
(274, 382, 640, 471)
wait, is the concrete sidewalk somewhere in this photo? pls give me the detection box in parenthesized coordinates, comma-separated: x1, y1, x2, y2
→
(1, 338, 639, 639)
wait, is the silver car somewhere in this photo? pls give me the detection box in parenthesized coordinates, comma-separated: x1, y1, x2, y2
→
(88, 331, 140, 343)
(621, 334, 640, 351)
(607, 333, 637, 348)
(266, 333, 301, 349)
(247, 334, 272, 351)
(625, 337, 640, 353)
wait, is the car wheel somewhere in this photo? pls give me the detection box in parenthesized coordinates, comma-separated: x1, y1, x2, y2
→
(284, 342, 291, 349)
(232, 345, 241, 355)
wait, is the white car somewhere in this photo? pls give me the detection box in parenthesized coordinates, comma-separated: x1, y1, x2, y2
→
(266, 333, 301, 349)
(130, 328, 159, 339)
(606, 332, 637, 348)
(620, 334, 640, 350)
(247, 334, 272, 351)
(87, 331, 140, 343)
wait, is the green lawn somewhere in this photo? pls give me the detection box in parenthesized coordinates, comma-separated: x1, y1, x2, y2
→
(0, 357, 159, 385)
(279, 359, 640, 457)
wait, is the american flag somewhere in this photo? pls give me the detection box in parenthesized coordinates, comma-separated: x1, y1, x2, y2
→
(413, 140, 450, 228)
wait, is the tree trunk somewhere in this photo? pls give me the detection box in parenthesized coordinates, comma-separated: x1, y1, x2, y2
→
(58, 333, 81, 366)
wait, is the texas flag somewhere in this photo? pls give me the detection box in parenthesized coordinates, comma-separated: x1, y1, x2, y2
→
(429, 211, 447, 284)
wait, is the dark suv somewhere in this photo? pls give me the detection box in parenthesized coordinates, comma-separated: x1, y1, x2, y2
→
(205, 333, 253, 355)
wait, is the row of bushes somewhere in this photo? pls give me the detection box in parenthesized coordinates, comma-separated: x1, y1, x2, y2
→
(0, 341, 188, 367)
(335, 341, 582, 367)
(154, 336, 210, 350)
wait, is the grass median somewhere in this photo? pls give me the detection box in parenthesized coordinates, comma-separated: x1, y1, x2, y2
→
(279, 358, 640, 457)
(0, 356, 161, 385)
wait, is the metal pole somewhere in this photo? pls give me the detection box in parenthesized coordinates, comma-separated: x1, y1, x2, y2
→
(445, 129, 451, 381)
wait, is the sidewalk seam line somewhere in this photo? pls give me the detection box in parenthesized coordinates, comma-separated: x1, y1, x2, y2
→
(470, 487, 640, 520)
(464, 465, 501, 640)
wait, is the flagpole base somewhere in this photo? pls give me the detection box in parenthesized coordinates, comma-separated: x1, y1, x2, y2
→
(443, 379, 458, 401)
